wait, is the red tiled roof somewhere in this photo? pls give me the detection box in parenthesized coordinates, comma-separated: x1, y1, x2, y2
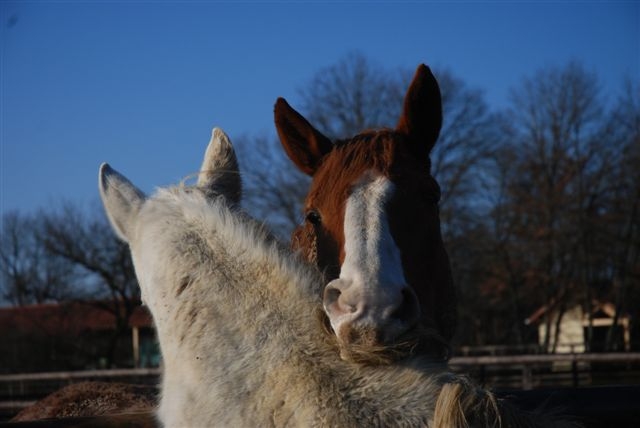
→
(0, 301, 153, 335)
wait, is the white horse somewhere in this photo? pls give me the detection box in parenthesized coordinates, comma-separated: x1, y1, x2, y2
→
(99, 128, 578, 428)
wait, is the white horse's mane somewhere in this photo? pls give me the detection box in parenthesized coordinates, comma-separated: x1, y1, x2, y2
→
(150, 185, 322, 300)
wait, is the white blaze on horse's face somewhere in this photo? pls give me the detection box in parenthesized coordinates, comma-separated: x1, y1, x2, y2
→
(323, 171, 419, 345)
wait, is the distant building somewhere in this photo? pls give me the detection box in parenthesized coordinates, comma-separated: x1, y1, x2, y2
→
(525, 299, 631, 353)
(0, 301, 159, 373)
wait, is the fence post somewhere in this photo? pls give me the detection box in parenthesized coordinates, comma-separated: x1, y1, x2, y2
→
(522, 365, 533, 390)
(132, 327, 140, 369)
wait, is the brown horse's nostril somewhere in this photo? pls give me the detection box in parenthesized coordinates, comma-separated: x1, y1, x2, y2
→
(324, 279, 360, 316)
(324, 284, 342, 307)
(389, 287, 420, 327)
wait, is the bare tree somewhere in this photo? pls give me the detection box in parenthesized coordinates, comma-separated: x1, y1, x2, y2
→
(236, 133, 310, 240)
(601, 80, 640, 350)
(297, 52, 407, 139)
(40, 202, 140, 367)
(483, 62, 637, 352)
(1, 211, 79, 305)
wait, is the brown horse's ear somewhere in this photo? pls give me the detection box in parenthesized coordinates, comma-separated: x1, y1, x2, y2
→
(396, 64, 442, 157)
(274, 98, 333, 176)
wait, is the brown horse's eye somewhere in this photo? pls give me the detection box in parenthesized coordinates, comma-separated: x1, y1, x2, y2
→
(305, 210, 322, 226)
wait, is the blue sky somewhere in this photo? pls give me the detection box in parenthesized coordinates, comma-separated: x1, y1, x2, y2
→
(1, 1, 638, 216)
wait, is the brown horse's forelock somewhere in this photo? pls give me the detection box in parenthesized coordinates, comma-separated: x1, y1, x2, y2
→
(332, 129, 401, 175)
(316, 130, 438, 211)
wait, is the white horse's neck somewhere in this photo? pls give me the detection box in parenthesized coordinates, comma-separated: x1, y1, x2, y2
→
(132, 187, 446, 427)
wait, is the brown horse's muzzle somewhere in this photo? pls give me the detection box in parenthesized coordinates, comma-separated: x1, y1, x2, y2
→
(323, 277, 421, 362)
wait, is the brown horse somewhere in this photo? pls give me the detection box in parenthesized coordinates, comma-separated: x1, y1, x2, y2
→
(275, 64, 456, 363)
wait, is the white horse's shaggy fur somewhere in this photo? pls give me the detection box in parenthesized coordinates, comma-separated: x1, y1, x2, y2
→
(99, 128, 578, 428)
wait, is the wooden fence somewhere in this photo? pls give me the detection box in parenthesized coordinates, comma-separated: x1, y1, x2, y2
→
(449, 352, 640, 390)
(2, 353, 640, 420)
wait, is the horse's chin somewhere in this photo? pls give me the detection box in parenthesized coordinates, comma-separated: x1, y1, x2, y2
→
(317, 310, 449, 365)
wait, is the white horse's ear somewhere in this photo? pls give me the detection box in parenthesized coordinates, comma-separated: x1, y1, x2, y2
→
(99, 163, 145, 242)
(197, 127, 242, 205)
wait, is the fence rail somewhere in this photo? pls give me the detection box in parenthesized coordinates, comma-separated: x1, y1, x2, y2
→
(449, 352, 640, 390)
(0, 368, 160, 383)
(451, 352, 640, 365)
(1, 353, 640, 420)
